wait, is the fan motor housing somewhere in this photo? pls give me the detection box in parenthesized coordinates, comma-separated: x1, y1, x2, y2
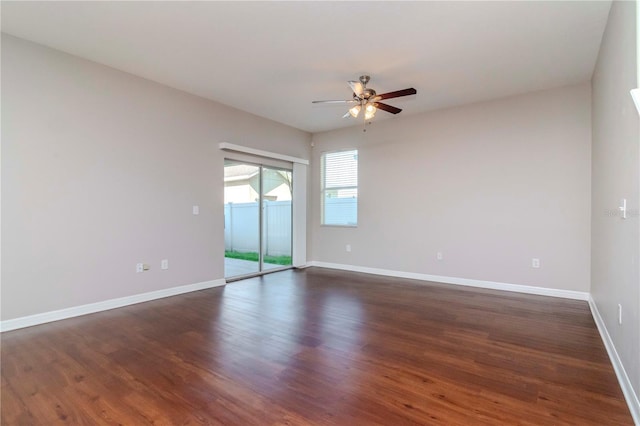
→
(354, 88, 377, 101)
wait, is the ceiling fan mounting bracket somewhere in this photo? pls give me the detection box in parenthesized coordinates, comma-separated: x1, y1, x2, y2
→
(359, 75, 371, 86)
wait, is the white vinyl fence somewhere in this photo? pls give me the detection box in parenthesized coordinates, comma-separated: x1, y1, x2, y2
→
(323, 197, 358, 226)
(224, 201, 292, 257)
(224, 198, 357, 256)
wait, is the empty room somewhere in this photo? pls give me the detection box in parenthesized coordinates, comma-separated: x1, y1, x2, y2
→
(1, 1, 639, 424)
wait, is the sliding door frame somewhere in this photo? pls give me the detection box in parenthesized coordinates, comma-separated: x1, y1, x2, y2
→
(224, 158, 293, 281)
(220, 142, 308, 272)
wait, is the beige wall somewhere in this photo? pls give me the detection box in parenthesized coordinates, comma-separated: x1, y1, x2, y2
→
(310, 83, 592, 293)
(591, 0, 639, 401)
(1, 35, 311, 320)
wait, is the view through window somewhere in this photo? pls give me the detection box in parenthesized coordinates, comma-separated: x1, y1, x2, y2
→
(321, 149, 358, 226)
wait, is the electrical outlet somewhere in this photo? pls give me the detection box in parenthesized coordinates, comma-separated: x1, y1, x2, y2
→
(531, 258, 540, 268)
(136, 263, 144, 273)
(346, 244, 352, 253)
(193, 205, 199, 215)
(437, 251, 443, 261)
(161, 259, 169, 270)
(618, 304, 622, 325)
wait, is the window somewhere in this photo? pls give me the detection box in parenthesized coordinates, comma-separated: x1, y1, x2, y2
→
(321, 149, 358, 226)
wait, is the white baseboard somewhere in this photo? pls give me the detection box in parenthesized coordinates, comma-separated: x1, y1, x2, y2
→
(308, 261, 589, 300)
(0, 278, 226, 333)
(589, 296, 640, 425)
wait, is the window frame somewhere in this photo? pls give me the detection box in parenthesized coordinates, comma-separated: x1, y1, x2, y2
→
(320, 149, 358, 227)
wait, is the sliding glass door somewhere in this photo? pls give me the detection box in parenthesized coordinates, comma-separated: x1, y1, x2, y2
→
(224, 161, 261, 277)
(261, 167, 293, 272)
(224, 160, 292, 279)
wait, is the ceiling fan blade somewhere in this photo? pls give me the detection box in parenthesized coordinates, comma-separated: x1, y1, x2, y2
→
(348, 80, 364, 97)
(376, 88, 417, 100)
(374, 102, 402, 114)
(312, 99, 358, 104)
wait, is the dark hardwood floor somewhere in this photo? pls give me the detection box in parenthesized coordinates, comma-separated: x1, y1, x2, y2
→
(1, 267, 633, 425)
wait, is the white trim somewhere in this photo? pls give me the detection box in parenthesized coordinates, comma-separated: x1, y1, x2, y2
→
(589, 296, 640, 424)
(291, 163, 307, 267)
(0, 279, 226, 332)
(219, 142, 309, 165)
(308, 261, 589, 300)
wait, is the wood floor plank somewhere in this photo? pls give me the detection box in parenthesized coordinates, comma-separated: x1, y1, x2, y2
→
(1, 268, 633, 424)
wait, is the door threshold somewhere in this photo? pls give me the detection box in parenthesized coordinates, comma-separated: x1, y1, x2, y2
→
(225, 266, 293, 283)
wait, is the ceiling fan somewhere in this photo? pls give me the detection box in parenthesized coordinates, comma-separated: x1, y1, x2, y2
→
(312, 75, 417, 121)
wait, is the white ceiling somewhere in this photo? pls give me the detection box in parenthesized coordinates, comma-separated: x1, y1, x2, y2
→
(1, 1, 611, 133)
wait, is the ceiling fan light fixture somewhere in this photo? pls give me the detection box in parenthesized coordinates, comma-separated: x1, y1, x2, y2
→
(364, 104, 377, 120)
(349, 105, 361, 118)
